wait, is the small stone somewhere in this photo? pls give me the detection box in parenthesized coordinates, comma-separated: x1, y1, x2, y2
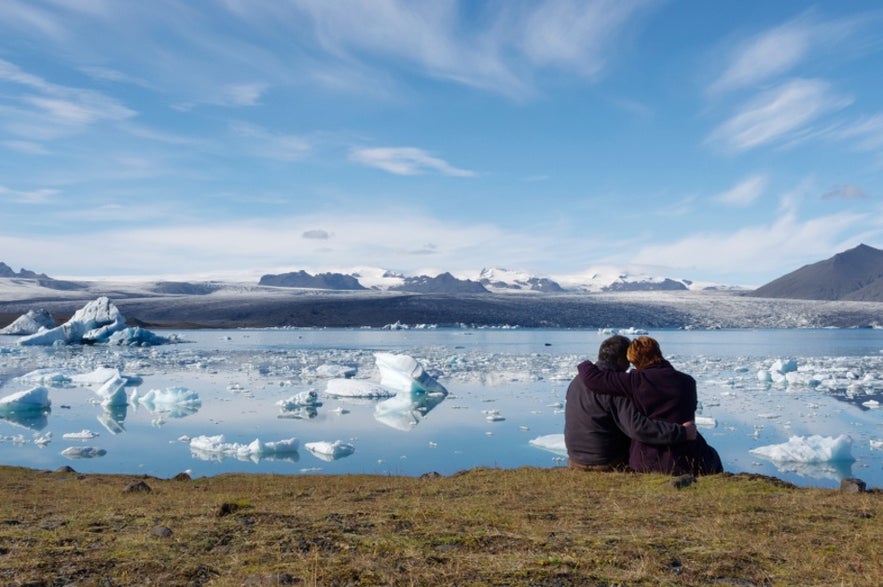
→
(670, 475, 696, 489)
(840, 478, 866, 493)
(124, 480, 152, 493)
(152, 526, 173, 538)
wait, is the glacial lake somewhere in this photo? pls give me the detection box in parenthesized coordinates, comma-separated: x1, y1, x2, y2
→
(1, 327, 881, 489)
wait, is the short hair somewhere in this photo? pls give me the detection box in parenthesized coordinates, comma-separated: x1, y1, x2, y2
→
(597, 335, 631, 368)
(627, 336, 664, 369)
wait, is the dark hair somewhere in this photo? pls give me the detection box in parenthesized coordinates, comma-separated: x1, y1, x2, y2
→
(597, 335, 631, 370)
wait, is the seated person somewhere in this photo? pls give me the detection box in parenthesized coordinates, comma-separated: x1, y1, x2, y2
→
(565, 335, 696, 471)
(577, 335, 723, 476)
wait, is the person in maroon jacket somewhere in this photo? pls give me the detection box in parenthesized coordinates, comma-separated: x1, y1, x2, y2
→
(565, 335, 697, 471)
(577, 335, 722, 476)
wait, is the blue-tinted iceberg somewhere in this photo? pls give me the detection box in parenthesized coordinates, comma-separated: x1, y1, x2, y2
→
(374, 352, 447, 394)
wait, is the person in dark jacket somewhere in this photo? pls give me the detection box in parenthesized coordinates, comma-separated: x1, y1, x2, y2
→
(565, 335, 697, 471)
(577, 335, 723, 476)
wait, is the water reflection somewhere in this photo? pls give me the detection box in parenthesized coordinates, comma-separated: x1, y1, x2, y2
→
(0, 408, 50, 431)
(374, 390, 448, 431)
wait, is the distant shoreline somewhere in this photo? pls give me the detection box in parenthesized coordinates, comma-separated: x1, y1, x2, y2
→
(2, 289, 882, 330)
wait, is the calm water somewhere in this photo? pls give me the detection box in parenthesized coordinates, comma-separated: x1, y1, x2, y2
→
(0, 327, 881, 489)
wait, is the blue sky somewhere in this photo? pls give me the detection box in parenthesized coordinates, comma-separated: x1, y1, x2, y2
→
(1, 1, 882, 287)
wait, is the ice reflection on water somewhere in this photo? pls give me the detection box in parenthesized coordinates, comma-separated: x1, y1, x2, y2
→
(0, 328, 881, 489)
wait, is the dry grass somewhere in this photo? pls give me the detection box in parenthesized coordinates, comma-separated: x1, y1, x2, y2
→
(0, 465, 879, 586)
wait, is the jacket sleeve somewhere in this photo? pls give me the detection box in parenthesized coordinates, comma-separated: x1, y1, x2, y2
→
(609, 396, 687, 445)
(577, 360, 635, 398)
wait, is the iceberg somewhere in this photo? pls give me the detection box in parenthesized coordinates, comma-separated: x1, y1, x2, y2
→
(189, 434, 299, 463)
(749, 434, 854, 464)
(17, 297, 168, 346)
(96, 375, 128, 407)
(0, 309, 54, 335)
(0, 386, 51, 411)
(529, 434, 568, 456)
(315, 364, 357, 378)
(276, 390, 322, 410)
(72, 367, 121, 385)
(325, 379, 395, 398)
(16, 368, 74, 386)
(304, 440, 355, 461)
(130, 387, 201, 418)
(374, 352, 447, 394)
(63, 429, 99, 440)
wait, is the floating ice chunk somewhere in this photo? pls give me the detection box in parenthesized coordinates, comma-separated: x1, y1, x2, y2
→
(189, 434, 299, 462)
(870, 439, 883, 451)
(71, 367, 121, 385)
(749, 435, 854, 463)
(770, 359, 798, 374)
(63, 429, 99, 440)
(61, 446, 106, 459)
(107, 327, 171, 347)
(130, 387, 201, 418)
(19, 297, 127, 345)
(0, 309, 55, 335)
(529, 434, 567, 456)
(0, 386, 51, 411)
(34, 432, 52, 446)
(325, 379, 395, 398)
(695, 416, 717, 429)
(96, 375, 128, 407)
(484, 409, 505, 422)
(305, 440, 355, 461)
(16, 368, 74, 386)
(862, 400, 880, 409)
(373, 352, 447, 394)
(277, 390, 322, 409)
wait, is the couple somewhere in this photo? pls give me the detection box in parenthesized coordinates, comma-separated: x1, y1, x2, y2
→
(564, 334, 722, 476)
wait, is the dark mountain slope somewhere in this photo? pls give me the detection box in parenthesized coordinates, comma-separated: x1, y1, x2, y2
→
(748, 243, 883, 301)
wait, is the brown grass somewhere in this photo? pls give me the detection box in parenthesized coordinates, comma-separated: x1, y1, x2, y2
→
(0, 465, 879, 586)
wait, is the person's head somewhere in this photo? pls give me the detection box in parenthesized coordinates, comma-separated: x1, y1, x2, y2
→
(627, 336, 664, 369)
(597, 335, 631, 372)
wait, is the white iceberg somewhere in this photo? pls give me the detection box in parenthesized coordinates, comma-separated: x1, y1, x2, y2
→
(19, 297, 126, 346)
(0, 386, 51, 411)
(71, 367, 122, 385)
(130, 387, 201, 418)
(529, 434, 568, 456)
(304, 440, 355, 461)
(695, 416, 717, 429)
(374, 352, 447, 394)
(0, 309, 54, 335)
(277, 390, 322, 409)
(749, 434, 854, 463)
(325, 379, 395, 398)
(189, 434, 299, 462)
(96, 375, 128, 407)
(16, 368, 75, 386)
(63, 430, 99, 440)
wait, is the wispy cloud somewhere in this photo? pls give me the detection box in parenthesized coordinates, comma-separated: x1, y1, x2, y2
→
(713, 175, 768, 206)
(708, 11, 873, 94)
(349, 146, 475, 177)
(2, 140, 49, 155)
(303, 229, 330, 239)
(0, 185, 58, 204)
(633, 197, 869, 285)
(709, 79, 851, 152)
(0, 59, 135, 138)
(835, 113, 883, 152)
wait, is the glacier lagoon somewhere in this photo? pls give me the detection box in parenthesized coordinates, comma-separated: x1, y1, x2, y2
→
(0, 327, 881, 489)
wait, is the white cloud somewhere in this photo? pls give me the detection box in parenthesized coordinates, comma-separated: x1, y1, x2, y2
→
(0, 185, 59, 204)
(632, 201, 868, 285)
(713, 175, 768, 207)
(709, 79, 851, 152)
(2, 140, 49, 155)
(221, 83, 268, 106)
(349, 146, 475, 177)
(835, 113, 883, 152)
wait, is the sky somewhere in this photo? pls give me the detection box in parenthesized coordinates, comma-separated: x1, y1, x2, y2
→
(1, 0, 882, 287)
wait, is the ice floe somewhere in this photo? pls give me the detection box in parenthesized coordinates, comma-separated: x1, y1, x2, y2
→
(529, 434, 567, 456)
(305, 440, 355, 461)
(61, 446, 106, 459)
(325, 379, 395, 398)
(0, 386, 51, 411)
(749, 434, 854, 464)
(189, 434, 299, 463)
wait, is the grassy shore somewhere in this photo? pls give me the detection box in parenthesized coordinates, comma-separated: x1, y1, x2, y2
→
(0, 465, 879, 586)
